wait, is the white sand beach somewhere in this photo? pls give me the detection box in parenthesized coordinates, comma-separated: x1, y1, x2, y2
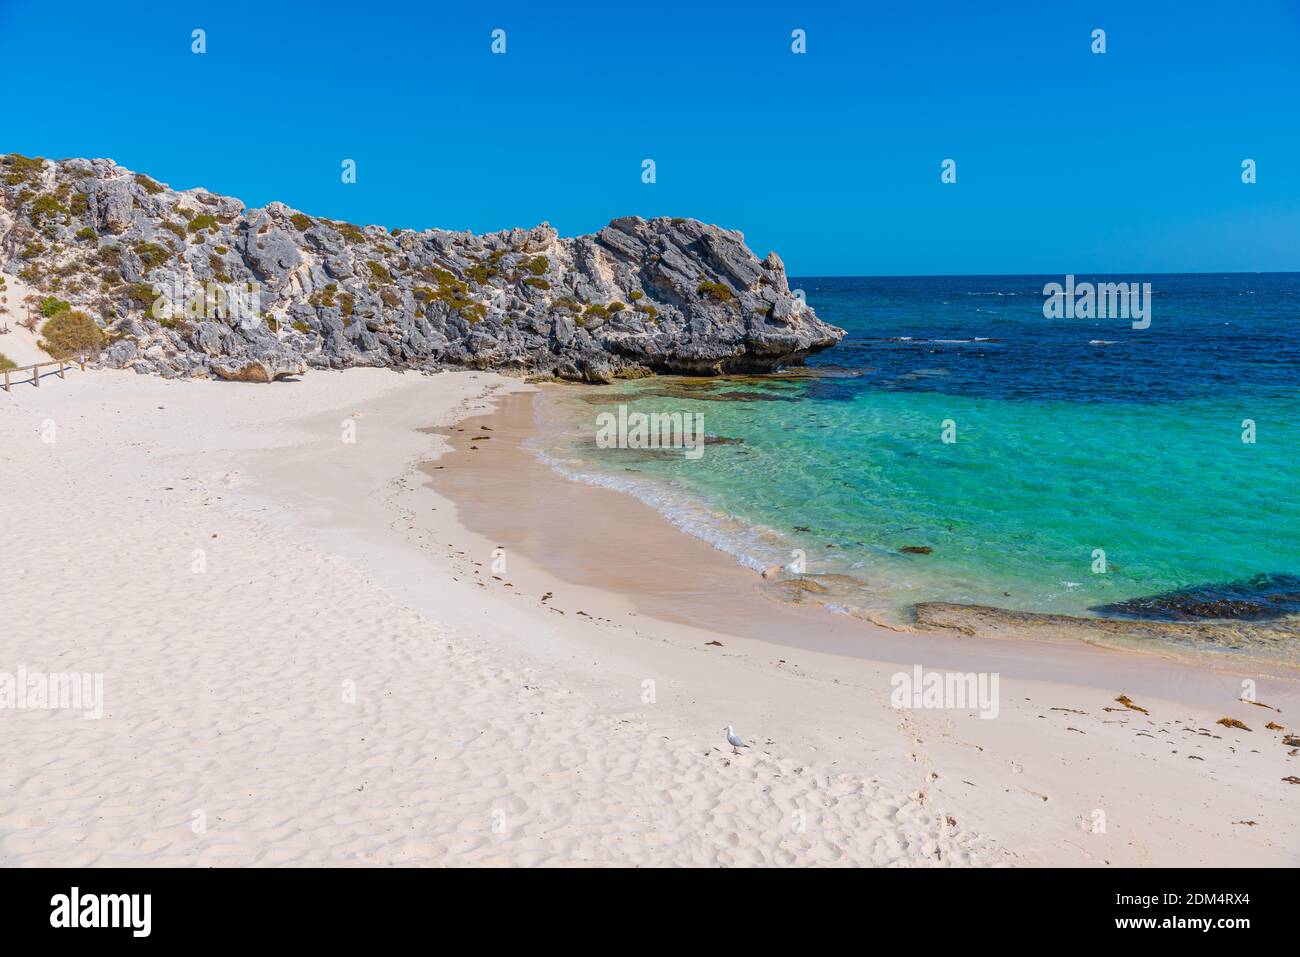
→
(1, 368, 1296, 867)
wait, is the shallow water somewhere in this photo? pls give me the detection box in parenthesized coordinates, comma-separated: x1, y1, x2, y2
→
(535, 274, 1300, 660)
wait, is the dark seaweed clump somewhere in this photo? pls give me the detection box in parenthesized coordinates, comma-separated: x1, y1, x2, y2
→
(1094, 573, 1300, 622)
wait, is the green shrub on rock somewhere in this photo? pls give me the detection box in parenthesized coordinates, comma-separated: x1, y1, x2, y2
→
(31, 194, 67, 223)
(332, 221, 366, 244)
(309, 283, 338, 308)
(209, 254, 233, 283)
(696, 280, 734, 303)
(124, 283, 156, 312)
(39, 296, 71, 317)
(3, 154, 45, 185)
(133, 241, 172, 269)
(134, 173, 164, 195)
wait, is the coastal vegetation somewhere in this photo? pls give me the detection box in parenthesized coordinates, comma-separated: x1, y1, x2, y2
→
(133, 241, 172, 270)
(134, 173, 164, 194)
(696, 280, 733, 303)
(39, 296, 71, 317)
(39, 308, 102, 358)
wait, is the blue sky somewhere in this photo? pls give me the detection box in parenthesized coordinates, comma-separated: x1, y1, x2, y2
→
(2, 0, 1297, 275)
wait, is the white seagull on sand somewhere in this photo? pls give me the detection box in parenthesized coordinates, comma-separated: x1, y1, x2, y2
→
(724, 724, 749, 755)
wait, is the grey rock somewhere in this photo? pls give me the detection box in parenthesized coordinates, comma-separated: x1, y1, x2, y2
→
(241, 228, 302, 284)
(210, 350, 307, 383)
(92, 180, 135, 233)
(102, 339, 138, 369)
(0, 154, 844, 381)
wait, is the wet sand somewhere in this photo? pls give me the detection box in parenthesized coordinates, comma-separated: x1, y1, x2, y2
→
(427, 387, 1300, 692)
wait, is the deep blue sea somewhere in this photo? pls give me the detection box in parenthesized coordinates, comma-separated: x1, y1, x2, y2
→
(537, 274, 1300, 651)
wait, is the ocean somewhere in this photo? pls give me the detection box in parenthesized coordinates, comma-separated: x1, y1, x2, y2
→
(534, 274, 1300, 659)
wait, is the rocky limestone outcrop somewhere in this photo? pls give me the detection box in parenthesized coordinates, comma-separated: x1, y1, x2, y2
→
(0, 154, 843, 381)
(210, 352, 307, 383)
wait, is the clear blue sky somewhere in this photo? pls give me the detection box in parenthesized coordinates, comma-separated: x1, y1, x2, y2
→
(2, 0, 1297, 275)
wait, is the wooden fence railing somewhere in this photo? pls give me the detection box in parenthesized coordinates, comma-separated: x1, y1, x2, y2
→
(1, 356, 87, 392)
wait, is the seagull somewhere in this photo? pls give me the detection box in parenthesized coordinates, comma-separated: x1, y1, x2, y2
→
(724, 724, 749, 755)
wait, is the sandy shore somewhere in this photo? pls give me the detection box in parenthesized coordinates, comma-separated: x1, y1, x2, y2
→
(1, 369, 1296, 866)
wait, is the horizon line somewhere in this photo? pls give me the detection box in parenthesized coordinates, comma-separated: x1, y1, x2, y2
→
(789, 270, 1300, 280)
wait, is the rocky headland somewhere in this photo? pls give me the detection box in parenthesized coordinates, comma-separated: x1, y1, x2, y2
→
(0, 153, 843, 382)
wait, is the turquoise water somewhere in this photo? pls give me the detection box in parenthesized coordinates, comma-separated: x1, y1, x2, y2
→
(537, 274, 1300, 632)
